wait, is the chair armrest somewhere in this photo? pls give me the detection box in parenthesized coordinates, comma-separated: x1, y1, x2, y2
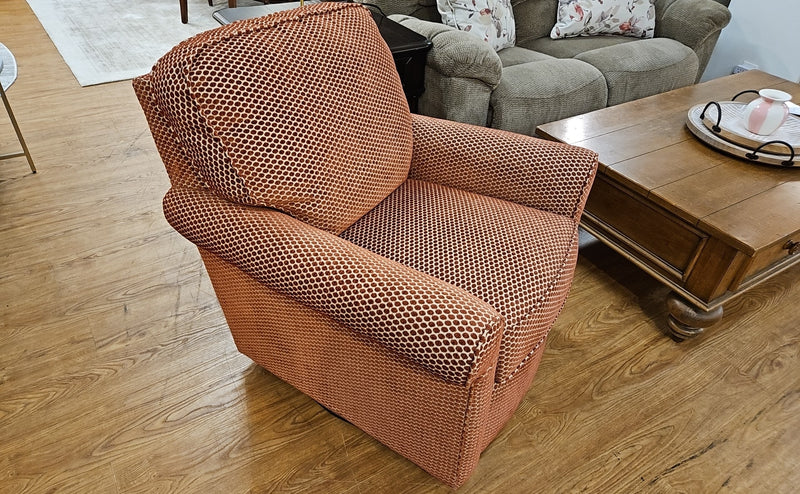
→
(163, 187, 504, 386)
(409, 114, 598, 222)
(389, 14, 501, 126)
(656, 0, 731, 73)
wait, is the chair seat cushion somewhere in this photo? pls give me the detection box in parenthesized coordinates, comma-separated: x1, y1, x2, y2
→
(341, 179, 580, 382)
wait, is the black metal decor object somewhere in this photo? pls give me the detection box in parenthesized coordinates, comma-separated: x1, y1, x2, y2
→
(744, 140, 796, 167)
(700, 101, 722, 133)
(732, 89, 760, 101)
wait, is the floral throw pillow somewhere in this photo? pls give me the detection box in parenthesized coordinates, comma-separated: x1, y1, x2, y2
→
(438, 0, 516, 51)
(550, 0, 656, 39)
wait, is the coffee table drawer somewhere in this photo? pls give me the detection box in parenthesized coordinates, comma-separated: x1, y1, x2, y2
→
(585, 176, 707, 280)
(736, 236, 800, 288)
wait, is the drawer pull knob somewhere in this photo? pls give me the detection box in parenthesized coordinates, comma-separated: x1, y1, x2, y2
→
(784, 240, 800, 255)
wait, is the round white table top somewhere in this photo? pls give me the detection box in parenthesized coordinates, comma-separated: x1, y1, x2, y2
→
(0, 42, 18, 91)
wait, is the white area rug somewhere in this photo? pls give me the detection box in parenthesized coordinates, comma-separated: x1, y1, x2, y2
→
(26, 0, 228, 86)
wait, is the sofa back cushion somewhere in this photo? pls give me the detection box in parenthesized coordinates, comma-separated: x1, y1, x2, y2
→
(512, 0, 559, 45)
(146, 3, 413, 234)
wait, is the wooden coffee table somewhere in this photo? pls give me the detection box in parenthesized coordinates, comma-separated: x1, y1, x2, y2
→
(537, 70, 800, 340)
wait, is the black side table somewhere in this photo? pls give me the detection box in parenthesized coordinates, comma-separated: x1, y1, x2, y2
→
(213, 5, 432, 112)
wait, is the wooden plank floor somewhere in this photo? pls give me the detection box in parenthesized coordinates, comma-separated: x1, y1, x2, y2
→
(1, 1, 798, 491)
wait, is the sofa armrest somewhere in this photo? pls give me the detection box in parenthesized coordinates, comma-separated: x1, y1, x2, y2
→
(389, 14, 501, 126)
(656, 0, 731, 77)
(163, 187, 503, 386)
(409, 114, 598, 222)
(389, 14, 501, 85)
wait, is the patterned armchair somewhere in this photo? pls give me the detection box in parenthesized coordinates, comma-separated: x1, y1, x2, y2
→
(133, 3, 597, 488)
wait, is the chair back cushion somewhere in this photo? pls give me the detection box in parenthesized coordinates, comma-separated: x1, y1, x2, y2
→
(145, 3, 413, 234)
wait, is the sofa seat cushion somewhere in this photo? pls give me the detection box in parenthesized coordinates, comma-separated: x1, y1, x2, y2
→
(490, 58, 607, 135)
(574, 37, 699, 105)
(340, 178, 580, 383)
(497, 46, 553, 68)
(522, 34, 636, 59)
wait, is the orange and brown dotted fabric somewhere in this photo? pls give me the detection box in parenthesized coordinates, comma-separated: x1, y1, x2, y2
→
(148, 2, 412, 235)
(409, 114, 597, 222)
(133, 2, 599, 488)
(342, 179, 580, 382)
(133, 75, 206, 189)
(163, 187, 504, 386)
(200, 248, 496, 486)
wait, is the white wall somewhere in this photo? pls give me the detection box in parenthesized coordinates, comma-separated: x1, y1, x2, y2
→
(701, 0, 800, 82)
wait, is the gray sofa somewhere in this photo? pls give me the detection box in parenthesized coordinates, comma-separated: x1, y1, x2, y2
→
(374, 0, 731, 136)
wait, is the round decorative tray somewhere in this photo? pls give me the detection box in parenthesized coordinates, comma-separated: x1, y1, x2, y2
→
(686, 97, 800, 168)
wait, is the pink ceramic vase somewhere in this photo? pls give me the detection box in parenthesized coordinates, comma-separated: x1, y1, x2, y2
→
(742, 89, 792, 136)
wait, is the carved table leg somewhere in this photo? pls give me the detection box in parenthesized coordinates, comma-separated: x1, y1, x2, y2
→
(666, 292, 724, 341)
